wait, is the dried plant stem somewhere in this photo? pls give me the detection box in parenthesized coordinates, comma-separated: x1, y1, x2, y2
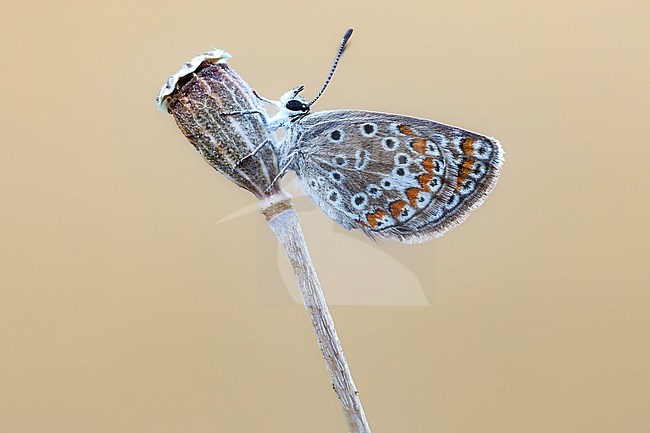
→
(261, 193, 371, 433)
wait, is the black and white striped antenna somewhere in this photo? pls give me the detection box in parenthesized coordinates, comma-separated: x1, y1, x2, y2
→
(308, 28, 353, 107)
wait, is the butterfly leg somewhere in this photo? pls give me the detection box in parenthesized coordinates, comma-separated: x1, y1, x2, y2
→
(219, 109, 277, 130)
(220, 106, 285, 132)
(253, 90, 276, 105)
(264, 151, 297, 194)
(220, 109, 266, 118)
(234, 139, 273, 167)
(253, 87, 303, 105)
(252, 90, 286, 131)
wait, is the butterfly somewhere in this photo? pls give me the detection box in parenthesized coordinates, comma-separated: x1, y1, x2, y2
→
(251, 29, 503, 243)
(157, 29, 503, 244)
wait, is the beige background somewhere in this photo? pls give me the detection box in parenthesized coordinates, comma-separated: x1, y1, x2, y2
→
(2, 0, 649, 432)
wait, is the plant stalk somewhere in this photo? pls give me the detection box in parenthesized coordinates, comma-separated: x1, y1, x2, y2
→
(261, 193, 371, 433)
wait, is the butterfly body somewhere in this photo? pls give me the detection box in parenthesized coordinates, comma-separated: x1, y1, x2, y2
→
(158, 30, 503, 243)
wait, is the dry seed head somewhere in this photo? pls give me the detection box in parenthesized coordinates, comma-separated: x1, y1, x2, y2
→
(158, 51, 282, 199)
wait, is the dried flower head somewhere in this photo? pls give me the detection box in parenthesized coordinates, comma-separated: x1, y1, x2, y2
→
(157, 50, 282, 199)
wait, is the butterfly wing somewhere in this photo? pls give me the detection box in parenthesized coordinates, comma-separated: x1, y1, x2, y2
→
(288, 109, 504, 243)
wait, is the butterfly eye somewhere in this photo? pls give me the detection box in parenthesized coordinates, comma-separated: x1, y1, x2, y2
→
(285, 99, 309, 112)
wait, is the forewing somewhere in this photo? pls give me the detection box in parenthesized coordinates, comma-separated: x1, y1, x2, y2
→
(291, 110, 504, 243)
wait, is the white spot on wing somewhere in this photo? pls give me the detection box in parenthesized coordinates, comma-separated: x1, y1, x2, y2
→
(327, 129, 345, 143)
(366, 184, 382, 198)
(381, 137, 399, 151)
(351, 193, 369, 210)
(445, 192, 460, 210)
(354, 149, 370, 170)
(360, 123, 378, 137)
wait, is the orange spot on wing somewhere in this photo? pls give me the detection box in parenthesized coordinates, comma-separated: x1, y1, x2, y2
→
(366, 210, 388, 228)
(418, 174, 434, 191)
(389, 201, 408, 219)
(461, 137, 476, 156)
(461, 158, 474, 175)
(455, 174, 465, 190)
(456, 157, 475, 190)
(406, 188, 425, 206)
(399, 125, 417, 137)
(422, 157, 434, 173)
(411, 138, 427, 154)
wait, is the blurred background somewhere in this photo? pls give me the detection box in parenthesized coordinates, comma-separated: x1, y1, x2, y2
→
(1, 1, 649, 432)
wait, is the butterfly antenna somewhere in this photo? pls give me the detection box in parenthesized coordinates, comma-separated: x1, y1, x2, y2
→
(308, 28, 353, 107)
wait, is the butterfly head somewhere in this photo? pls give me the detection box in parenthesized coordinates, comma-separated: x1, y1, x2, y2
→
(261, 29, 353, 130)
(279, 85, 310, 116)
